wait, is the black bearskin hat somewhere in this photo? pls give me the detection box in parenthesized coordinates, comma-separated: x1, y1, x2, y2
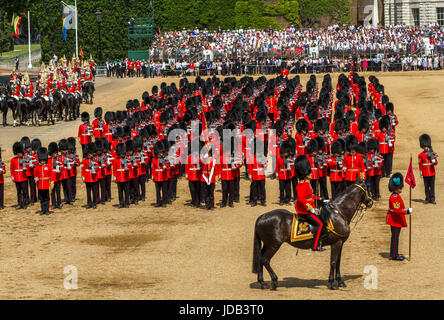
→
(58, 139, 68, 151)
(104, 111, 115, 123)
(306, 139, 318, 155)
(153, 141, 164, 155)
(356, 142, 367, 155)
(345, 134, 358, 152)
(331, 140, 343, 155)
(296, 118, 309, 133)
(67, 137, 76, 151)
(85, 142, 97, 155)
(94, 107, 103, 118)
(31, 138, 42, 152)
(366, 139, 379, 152)
(95, 139, 104, 152)
(389, 172, 404, 192)
(125, 139, 134, 152)
(81, 112, 90, 122)
(256, 110, 267, 123)
(378, 117, 389, 131)
(116, 143, 126, 156)
(385, 102, 394, 114)
(20, 136, 31, 149)
(279, 139, 292, 155)
(358, 118, 369, 132)
(48, 142, 59, 155)
(13, 141, 24, 155)
(37, 147, 48, 163)
(133, 135, 143, 150)
(294, 155, 311, 180)
(314, 136, 325, 152)
(419, 134, 432, 149)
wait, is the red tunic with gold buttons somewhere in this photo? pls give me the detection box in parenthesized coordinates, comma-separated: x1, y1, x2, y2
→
(386, 193, 407, 228)
(34, 164, 51, 190)
(342, 153, 365, 181)
(10, 157, 28, 183)
(295, 181, 317, 214)
(275, 156, 292, 180)
(185, 154, 201, 181)
(418, 151, 437, 177)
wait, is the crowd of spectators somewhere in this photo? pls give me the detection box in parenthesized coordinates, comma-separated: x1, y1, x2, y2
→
(105, 24, 444, 78)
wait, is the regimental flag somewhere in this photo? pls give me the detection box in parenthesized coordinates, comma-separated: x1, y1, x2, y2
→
(79, 47, 84, 59)
(405, 156, 416, 189)
(62, 2, 76, 40)
(10, 13, 23, 37)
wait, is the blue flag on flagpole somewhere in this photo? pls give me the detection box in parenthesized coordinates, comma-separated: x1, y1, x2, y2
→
(62, 2, 75, 40)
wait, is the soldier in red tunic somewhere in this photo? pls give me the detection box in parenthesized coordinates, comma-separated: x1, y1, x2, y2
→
(113, 143, 130, 208)
(220, 145, 239, 208)
(185, 146, 202, 208)
(151, 141, 168, 207)
(58, 139, 73, 205)
(342, 136, 366, 187)
(78, 112, 93, 157)
(11, 141, 29, 209)
(275, 140, 293, 205)
(67, 137, 80, 202)
(386, 173, 412, 261)
(35, 147, 51, 215)
(92, 107, 105, 140)
(294, 155, 324, 251)
(418, 134, 438, 204)
(248, 148, 267, 207)
(200, 146, 220, 210)
(21, 136, 35, 206)
(366, 139, 384, 200)
(82, 142, 99, 209)
(326, 140, 345, 199)
(48, 142, 63, 209)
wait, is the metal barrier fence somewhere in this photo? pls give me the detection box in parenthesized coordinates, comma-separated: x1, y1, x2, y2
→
(150, 46, 436, 63)
(95, 65, 107, 77)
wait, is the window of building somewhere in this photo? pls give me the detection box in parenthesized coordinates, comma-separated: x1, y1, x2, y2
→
(437, 8, 444, 26)
(412, 8, 420, 27)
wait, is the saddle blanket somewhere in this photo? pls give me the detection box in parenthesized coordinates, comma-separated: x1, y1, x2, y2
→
(290, 213, 335, 243)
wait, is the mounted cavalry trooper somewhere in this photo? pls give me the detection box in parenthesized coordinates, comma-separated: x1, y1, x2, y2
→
(22, 72, 33, 101)
(294, 154, 326, 252)
(49, 71, 61, 111)
(10, 75, 21, 101)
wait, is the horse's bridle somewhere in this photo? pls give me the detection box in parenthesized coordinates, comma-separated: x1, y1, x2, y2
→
(351, 183, 373, 229)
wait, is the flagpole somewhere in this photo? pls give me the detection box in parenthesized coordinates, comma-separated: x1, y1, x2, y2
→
(409, 154, 412, 261)
(75, 0, 78, 57)
(27, 11, 32, 69)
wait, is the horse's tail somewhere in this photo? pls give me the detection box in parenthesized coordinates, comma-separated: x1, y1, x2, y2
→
(252, 226, 262, 274)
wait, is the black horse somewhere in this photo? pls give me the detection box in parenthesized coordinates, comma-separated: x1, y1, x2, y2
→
(82, 82, 95, 104)
(252, 180, 373, 290)
(0, 94, 7, 126)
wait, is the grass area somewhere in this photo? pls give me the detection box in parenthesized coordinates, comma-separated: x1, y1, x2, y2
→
(0, 44, 41, 59)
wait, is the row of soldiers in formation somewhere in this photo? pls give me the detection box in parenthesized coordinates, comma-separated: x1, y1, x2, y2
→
(1, 72, 438, 214)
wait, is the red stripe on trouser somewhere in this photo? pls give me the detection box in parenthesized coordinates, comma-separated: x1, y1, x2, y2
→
(309, 213, 323, 248)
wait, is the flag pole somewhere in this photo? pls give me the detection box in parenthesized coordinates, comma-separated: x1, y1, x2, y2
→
(75, 0, 78, 57)
(27, 11, 32, 69)
(409, 153, 412, 261)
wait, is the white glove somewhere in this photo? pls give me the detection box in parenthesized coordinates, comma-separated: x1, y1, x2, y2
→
(310, 208, 319, 215)
(323, 200, 330, 205)
(432, 159, 436, 164)
(407, 208, 413, 214)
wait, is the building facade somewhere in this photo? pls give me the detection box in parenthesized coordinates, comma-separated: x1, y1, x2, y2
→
(350, 0, 384, 25)
(384, 0, 444, 26)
